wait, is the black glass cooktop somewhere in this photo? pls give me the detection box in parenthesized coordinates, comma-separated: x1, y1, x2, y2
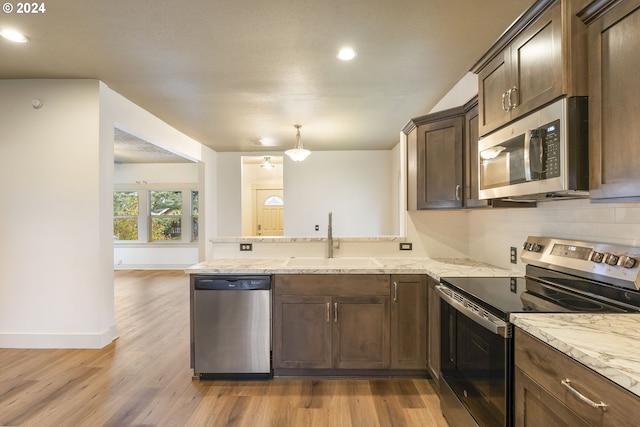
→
(439, 274, 630, 321)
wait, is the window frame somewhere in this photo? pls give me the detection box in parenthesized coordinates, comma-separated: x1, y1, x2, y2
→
(113, 183, 198, 246)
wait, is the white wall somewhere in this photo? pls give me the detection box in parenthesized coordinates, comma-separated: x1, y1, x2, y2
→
(0, 79, 115, 348)
(217, 150, 398, 238)
(284, 151, 394, 236)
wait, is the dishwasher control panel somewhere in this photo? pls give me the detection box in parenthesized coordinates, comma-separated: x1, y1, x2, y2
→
(194, 275, 271, 290)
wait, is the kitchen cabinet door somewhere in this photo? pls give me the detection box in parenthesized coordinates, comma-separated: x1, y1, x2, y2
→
(273, 295, 333, 369)
(586, 0, 640, 201)
(333, 295, 390, 369)
(464, 98, 489, 208)
(478, 49, 512, 135)
(390, 275, 427, 370)
(416, 116, 464, 209)
(509, 2, 563, 121)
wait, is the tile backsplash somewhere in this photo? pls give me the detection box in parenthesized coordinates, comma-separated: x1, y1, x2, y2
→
(409, 199, 640, 272)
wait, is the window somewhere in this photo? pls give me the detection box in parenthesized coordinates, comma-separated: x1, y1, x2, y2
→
(113, 186, 198, 244)
(113, 191, 139, 240)
(191, 190, 199, 242)
(150, 190, 182, 241)
(264, 195, 284, 206)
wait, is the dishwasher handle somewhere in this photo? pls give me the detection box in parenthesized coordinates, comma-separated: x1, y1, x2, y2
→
(194, 275, 271, 290)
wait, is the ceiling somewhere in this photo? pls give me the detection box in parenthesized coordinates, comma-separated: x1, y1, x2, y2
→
(0, 0, 534, 156)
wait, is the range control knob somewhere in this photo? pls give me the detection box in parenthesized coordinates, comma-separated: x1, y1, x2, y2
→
(606, 254, 620, 266)
(620, 256, 637, 269)
(591, 252, 605, 263)
(524, 242, 533, 251)
(532, 243, 543, 253)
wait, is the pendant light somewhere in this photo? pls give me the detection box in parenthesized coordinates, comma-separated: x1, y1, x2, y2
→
(285, 124, 311, 161)
(260, 156, 275, 169)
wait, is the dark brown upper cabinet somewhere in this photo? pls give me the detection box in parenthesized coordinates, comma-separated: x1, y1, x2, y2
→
(473, 0, 589, 137)
(580, 0, 640, 201)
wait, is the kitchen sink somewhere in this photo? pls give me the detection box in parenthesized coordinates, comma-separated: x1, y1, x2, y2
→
(285, 257, 381, 268)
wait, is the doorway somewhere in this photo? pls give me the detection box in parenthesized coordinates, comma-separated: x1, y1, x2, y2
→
(254, 188, 284, 236)
(241, 156, 284, 236)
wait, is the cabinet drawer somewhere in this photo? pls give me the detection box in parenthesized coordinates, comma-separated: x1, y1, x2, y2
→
(515, 328, 639, 427)
(274, 274, 390, 296)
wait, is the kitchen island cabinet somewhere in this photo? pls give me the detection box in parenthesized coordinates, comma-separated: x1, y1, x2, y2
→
(582, 0, 640, 201)
(273, 274, 430, 375)
(514, 327, 639, 426)
(273, 275, 391, 374)
(473, 0, 588, 136)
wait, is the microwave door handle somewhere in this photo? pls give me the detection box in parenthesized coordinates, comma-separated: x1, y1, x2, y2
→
(524, 129, 533, 181)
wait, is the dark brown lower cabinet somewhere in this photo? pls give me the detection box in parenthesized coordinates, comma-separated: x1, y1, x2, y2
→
(514, 327, 640, 426)
(273, 274, 427, 375)
(276, 295, 333, 369)
(273, 275, 391, 372)
(390, 275, 427, 369)
(333, 295, 390, 369)
(515, 367, 590, 427)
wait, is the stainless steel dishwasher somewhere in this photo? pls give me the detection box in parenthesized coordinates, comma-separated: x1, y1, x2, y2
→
(191, 275, 272, 379)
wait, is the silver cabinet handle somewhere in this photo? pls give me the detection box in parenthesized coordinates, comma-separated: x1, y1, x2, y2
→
(561, 379, 608, 412)
(326, 302, 330, 323)
(455, 184, 461, 201)
(508, 86, 519, 110)
(393, 281, 398, 302)
(334, 302, 338, 323)
(502, 92, 509, 111)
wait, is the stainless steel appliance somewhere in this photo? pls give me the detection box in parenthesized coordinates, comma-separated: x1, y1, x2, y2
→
(478, 97, 588, 201)
(191, 275, 272, 379)
(437, 237, 640, 427)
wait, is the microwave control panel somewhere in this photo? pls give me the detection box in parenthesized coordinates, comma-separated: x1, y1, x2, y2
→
(539, 119, 560, 179)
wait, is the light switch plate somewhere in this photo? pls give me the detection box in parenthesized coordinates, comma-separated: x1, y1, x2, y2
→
(399, 242, 413, 251)
(510, 246, 517, 264)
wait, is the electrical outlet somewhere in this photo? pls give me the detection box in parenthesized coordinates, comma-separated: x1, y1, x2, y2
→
(399, 242, 413, 251)
(510, 246, 518, 264)
(240, 243, 253, 251)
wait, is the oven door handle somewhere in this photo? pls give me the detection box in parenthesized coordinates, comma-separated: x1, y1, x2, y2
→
(436, 285, 511, 338)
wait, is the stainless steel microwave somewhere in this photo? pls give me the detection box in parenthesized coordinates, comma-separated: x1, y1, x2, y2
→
(478, 97, 589, 201)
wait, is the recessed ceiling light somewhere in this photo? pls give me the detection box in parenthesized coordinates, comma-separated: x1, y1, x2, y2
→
(337, 47, 357, 61)
(259, 137, 277, 146)
(0, 28, 29, 43)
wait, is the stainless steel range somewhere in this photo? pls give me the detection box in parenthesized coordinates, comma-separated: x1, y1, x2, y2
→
(437, 236, 640, 427)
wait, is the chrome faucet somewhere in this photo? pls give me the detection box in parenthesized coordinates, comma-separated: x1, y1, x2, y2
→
(328, 212, 334, 258)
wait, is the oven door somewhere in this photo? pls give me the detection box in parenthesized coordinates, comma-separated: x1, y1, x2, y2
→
(437, 285, 513, 427)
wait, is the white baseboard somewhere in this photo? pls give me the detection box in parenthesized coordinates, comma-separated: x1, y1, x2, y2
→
(114, 264, 191, 270)
(0, 324, 118, 349)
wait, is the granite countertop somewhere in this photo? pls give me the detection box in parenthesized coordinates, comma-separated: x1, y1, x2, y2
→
(185, 257, 520, 280)
(511, 313, 640, 398)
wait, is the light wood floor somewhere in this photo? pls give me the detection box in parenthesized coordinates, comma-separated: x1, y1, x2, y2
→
(0, 270, 449, 427)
